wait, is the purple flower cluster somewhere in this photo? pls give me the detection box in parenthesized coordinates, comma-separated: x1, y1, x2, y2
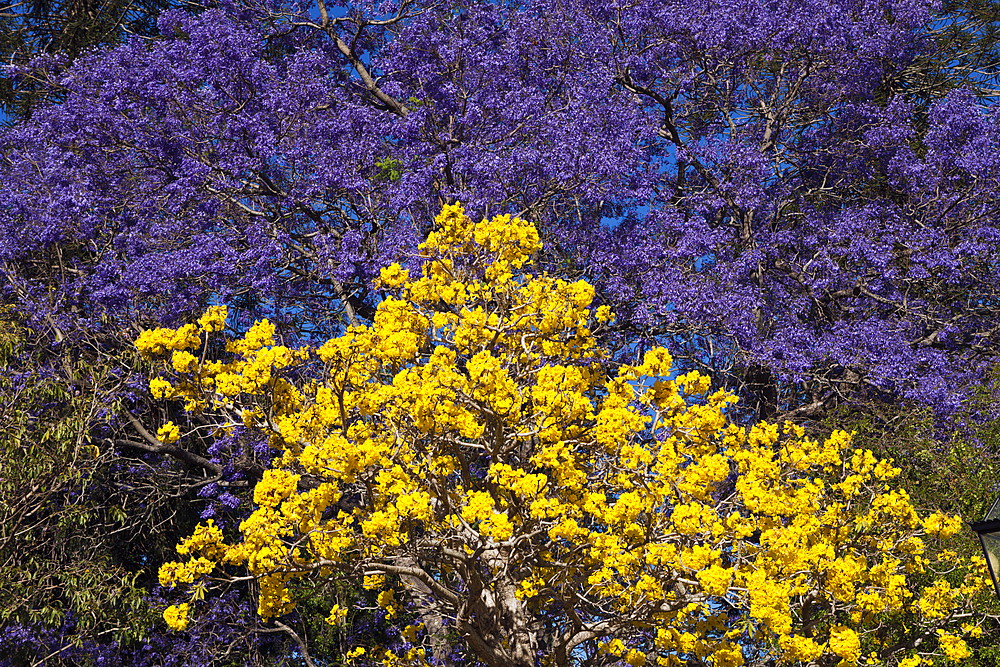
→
(0, 592, 285, 667)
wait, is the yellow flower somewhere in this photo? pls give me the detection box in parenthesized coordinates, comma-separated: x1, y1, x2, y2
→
(379, 263, 410, 288)
(923, 512, 963, 539)
(601, 638, 626, 657)
(147, 203, 991, 649)
(828, 626, 861, 663)
(326, 604, 348, 626)
(961, 622, 984, 638)
(697, 563, 732, 596)
(135, 324, 200, 358)
(253, 469, 300, 508)
(779, 635, 823, 663)
(625, 649, 646, 666)
(402, 623, 423, 642)
(163, 603, 190, 631)
(712, 642, 744, 667)
(377, 589, 395, 609)
(936, 631, 970, 662)
(917, 580, 960, 620)
(198, 305, 228, 333)
(157, 421, 180, 444)
(172, 350, 199, 374)
(149, 376, 174, 399)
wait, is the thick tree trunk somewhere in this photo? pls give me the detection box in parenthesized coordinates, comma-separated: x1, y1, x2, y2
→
(395, 556, 456, 666)
(456, 560, 538, 667)
(497, 580, 537, 667)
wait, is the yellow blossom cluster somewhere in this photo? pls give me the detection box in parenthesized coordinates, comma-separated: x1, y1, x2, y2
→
(135, 323, 200, 359)
(145, 204, 991, 666)
(162, 602, 190, 631)
(157, 421, 180, 444)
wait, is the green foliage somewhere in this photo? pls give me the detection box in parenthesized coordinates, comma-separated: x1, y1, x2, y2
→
(0, 309, 158, 648)
(285, 578, 409, 664)
(374, 157, 404, 184)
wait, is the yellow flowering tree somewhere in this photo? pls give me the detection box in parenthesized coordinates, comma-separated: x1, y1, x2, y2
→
(142, 204, 991, 667)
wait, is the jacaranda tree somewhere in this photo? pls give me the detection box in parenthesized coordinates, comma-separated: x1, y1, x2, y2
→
(3, 0, 1000, 421)
(0, 0, 186, 121)
(145, 204, 992, 667)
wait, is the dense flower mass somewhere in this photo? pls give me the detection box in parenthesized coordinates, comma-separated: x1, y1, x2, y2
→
(147, 204, 991, 667)
(3, 0, 999, 424)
